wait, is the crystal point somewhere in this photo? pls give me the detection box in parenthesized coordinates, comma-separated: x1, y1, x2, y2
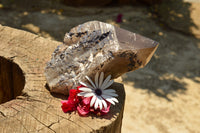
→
(45, 21, 158, 94)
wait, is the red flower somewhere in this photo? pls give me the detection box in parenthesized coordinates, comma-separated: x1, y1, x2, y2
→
(61, 100, 76, 112)
(61, 85, 112, 116)
(77, 97, 91, 116)
(68, 89, 79, 104)
(61, 89, 79, 112)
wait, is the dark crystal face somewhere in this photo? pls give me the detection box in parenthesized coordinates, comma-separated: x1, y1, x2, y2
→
(95, 89, 102, 96)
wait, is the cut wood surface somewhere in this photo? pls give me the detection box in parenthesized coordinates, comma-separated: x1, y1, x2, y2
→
(0, 25, 125, 133)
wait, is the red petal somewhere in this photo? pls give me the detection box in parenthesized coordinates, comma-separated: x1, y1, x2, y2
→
(77, 97, 91, 116)
(92, 102, 111, 115)
(82, 97, 91, 105)
(61, 100, 77, 113)
(69, 89, 78, 99)
(61, 100, 68, 104)
(67, 89, 79, 105)
(77, 106, 90, 116)
(100, 102, 111, 115)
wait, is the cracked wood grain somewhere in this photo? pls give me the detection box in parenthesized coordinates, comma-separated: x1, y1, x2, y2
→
(0, 25, 125, 133)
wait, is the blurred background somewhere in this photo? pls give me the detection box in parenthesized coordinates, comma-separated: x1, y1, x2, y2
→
(0, 0, 200, 132)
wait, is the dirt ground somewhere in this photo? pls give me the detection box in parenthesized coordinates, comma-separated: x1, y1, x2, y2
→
(0, 0, 200, 132)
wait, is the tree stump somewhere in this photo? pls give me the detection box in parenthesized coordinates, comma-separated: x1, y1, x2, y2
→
(0, 25, 125, 133)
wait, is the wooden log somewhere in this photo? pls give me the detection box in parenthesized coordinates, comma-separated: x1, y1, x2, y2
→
(0, 25, 125, 133)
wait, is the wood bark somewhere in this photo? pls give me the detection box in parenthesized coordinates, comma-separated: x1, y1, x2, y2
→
(0, 25, 125, 133)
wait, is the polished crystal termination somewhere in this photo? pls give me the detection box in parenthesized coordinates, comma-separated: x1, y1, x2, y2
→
(44, 21, 159, 95)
